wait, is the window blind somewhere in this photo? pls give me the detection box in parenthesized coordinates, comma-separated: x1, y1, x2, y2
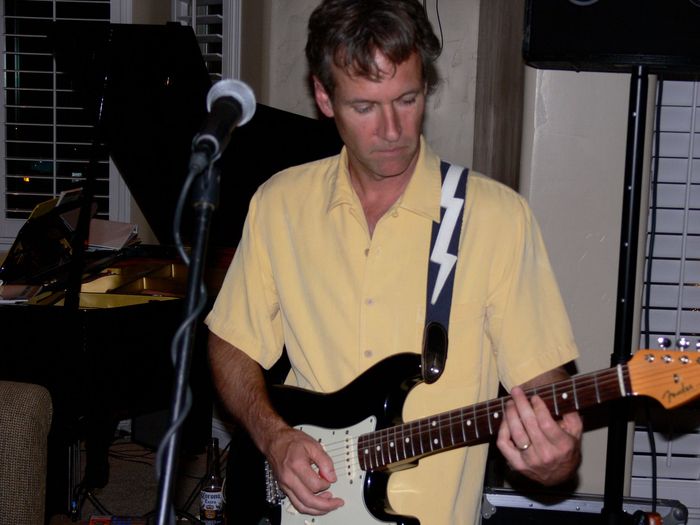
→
(173, 0, 224, 81)
(641, 80, 700, 346)
(634, 79, 700, 525)
(2, 0, 111, 221)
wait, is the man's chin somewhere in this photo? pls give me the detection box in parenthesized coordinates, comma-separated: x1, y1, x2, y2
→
(369, 157, 416, 179)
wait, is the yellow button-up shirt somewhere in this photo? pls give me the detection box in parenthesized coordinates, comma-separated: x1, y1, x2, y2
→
(206, 138, 578, 525)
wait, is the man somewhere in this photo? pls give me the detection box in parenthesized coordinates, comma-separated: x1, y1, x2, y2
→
(206, 0, 583, 523)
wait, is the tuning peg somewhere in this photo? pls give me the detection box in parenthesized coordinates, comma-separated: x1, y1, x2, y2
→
(657, 337, 672, 349)
(677, 337, 690, 350)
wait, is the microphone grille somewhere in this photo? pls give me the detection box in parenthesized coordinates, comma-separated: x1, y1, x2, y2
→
(206, 79, 257, 126)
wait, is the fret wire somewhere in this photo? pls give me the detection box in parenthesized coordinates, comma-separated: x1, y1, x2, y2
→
(499, 397, 505, 429)
(418, 419, 426, 456)
(409, 420, 417, 459)
(419, 420, 425, 452)
(442, 414, 450, 447)
(460, 407, 468, 443)
(390, 426, 398, 463)
(551, 383, 559, 416)
(380, 432, 387, 467)
(486, 401, 493, 435)
(593, 371, 601, 403)
(425, 418, 432, 451)
(448, 411, 455, 446)
(359, 367, 636, 470)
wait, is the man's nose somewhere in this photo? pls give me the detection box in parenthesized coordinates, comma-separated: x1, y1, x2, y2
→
(379, 105, 401, 141)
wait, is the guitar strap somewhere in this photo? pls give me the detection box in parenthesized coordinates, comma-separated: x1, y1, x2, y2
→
(422, 160, 469, 383)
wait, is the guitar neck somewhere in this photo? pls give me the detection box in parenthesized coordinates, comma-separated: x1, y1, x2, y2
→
(358, 364, 630, 471)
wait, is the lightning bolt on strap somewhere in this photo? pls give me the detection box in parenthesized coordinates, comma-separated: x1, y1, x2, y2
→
(427, 161, 469, 326)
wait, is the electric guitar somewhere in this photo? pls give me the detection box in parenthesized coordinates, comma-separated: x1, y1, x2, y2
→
(227, 350, 700, 525)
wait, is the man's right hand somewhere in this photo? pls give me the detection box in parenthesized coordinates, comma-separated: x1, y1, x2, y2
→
(207, 332, 344, 516)
(264, 426, 345, 515)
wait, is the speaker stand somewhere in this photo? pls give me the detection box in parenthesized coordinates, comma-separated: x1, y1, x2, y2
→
(601, 65, 649, 525)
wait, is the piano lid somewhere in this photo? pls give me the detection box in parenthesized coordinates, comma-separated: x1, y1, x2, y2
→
(50, 21, 342, 249)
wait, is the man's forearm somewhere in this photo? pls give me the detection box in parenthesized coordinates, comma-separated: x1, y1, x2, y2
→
(520, 366, 571, 391)
(208, 331, 288, 454)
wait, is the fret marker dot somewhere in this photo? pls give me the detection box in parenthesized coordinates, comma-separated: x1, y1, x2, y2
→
(405, 438, 410, 443)
(364, 450, 369, 455)
(467, 420, 472, 426)
(390, 442, 395, 448)
(376, 446, 381, 451)
(433, 438, 438, 445)
(493, 412, 500, 419)
(431, 421, 437, 427)
(562, 392, 569, 400)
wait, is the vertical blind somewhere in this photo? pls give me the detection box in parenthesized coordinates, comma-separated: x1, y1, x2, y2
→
(173, 0, 224, 81)
(633, 80, 700, 524)
(641, 80, 700, 348)
(2, 0, 111, 221)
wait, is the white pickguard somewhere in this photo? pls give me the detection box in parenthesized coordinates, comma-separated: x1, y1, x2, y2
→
(278, 416, 396, 525)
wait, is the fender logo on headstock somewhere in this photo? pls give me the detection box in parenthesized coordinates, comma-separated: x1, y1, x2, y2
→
(663, 382, 695, 404)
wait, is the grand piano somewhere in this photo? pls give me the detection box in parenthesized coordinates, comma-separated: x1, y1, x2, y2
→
(0, 21, 341, 519)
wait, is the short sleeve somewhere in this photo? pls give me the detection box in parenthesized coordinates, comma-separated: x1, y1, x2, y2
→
(485, 195, 579, 390)
(205, 188, 285, 369)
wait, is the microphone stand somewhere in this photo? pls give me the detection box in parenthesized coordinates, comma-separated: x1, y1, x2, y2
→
(155, 158, 221, 525)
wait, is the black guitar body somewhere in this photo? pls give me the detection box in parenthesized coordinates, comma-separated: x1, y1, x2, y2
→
(226, 352, 425, 525)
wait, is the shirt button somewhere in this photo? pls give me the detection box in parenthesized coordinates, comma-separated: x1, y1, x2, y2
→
(365, 298, 374, 305)
(364, 350, 373, 358)
(364, 248, 370, 256)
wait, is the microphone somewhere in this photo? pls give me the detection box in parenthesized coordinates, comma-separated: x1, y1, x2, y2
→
(190, 79, 256, 171)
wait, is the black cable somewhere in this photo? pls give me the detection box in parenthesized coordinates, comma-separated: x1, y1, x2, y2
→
(434, 0, 444, 53)
(422, 0, 444, 53)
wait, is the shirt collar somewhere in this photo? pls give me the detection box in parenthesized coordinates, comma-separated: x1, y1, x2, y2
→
(327, 136, 442, 223)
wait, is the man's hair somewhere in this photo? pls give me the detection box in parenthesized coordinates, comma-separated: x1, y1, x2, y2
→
(306, 0, 441, 97)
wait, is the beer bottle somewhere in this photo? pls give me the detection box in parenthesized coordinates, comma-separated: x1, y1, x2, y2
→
(200, 437, 225, 524)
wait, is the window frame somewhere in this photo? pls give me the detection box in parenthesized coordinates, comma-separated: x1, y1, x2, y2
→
(0, 0, 133, 249)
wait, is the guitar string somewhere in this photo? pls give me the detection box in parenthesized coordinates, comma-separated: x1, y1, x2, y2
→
(322, 363, 694, 468)
(319, 361, 697, 470)
(319, 370, 629, 465)
(317, 369, 628, 467)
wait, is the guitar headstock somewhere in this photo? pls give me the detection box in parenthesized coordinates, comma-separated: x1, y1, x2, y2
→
(628, 349, 700, 409)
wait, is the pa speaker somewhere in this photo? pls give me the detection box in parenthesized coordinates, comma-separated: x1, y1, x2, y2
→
(523, 0, 700, 74)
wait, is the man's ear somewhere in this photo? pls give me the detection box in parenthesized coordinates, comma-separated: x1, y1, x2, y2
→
(313, 77, 334, 118)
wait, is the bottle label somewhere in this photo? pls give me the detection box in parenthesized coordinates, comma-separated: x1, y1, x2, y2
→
(200, 489, 224, 524)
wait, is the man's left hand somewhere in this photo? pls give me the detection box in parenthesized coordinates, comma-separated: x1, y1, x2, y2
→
(496, 384, 583, 486)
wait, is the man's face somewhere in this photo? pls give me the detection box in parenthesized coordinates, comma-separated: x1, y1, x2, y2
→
(314, 51, 426, 182)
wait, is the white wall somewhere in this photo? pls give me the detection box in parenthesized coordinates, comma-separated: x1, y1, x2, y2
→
(520, 67, 654, 494)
